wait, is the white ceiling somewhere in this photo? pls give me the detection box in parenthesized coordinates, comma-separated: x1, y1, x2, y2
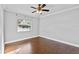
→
(2, 4, 79, 17)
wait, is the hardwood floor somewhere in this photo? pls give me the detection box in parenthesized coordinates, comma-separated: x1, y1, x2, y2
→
(5, 37, 79, 54)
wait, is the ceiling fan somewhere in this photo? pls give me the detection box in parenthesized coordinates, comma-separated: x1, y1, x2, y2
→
(31, 4, 49, 14)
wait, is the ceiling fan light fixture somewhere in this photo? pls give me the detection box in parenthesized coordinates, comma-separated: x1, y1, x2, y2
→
(31, 4, 49, 14)
(37, 10, 42, 14)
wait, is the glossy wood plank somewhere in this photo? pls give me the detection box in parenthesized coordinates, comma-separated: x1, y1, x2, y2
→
(5, 37, 79, 54)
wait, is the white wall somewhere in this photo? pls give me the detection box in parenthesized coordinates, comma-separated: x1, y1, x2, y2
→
(40, 8, 79, 46)
(0, 5, 3, 53)
(4, 11, 38, 43)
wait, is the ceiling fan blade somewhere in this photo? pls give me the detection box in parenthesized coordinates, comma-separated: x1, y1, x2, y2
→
(42, 9, 49, 12)
(31, 6, 36, 9)
(32, 11, 36, 13)
(41, 4, 46, 8)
